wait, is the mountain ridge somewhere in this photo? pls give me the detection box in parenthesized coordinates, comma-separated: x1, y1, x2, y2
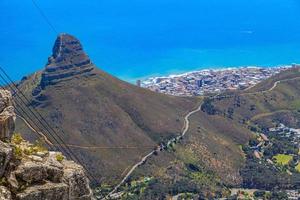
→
(15, 34, 199, 186)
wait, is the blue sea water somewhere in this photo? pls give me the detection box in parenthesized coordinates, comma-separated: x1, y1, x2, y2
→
(1, 0, 300, 82)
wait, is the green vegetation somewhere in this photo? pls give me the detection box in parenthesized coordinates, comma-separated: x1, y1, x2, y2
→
(291, 100, 300, 110)
(241, 130, 300, 190)
(56, 153, 64, 162)
(11, 133, 24, 145)
(11, 134, 48, 160)
(273, 154, 293, 166)
(188, 171, 218, 188)
(119, 177, 154, 199)
(94, 184, 113, 199)
(201, 97, 218, 115)
(0, 177, 7, 186)
(13, 146, 23, 160)
(295, 163, 300, 172)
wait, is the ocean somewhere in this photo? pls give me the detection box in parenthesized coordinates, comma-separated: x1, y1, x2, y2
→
(1, 0, 300, 82)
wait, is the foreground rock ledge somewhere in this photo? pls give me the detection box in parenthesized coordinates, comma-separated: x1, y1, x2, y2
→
(0, 89, 94, 200)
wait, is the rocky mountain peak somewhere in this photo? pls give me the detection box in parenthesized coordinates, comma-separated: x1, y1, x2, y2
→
(40, 33, 94, 88)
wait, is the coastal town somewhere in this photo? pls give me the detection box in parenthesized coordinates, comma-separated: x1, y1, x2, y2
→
(140, 65, 296, 96)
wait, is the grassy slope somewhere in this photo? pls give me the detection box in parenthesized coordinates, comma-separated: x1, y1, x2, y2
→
(131, 100, 253, 198)
(213, 67, 300, 129)
(129, 68, 300, 198)
(15, 67, 199, 185)
(246, 67, 300, 93)
(204, 67, 300, 190)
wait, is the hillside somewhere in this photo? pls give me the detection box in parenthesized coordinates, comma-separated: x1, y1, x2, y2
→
(14, 34, 199, 186)
(115, 67, 300, 199)
(210, 67, 300, 129)
(0, 89, 93, 200)
(200, 67, 300, 191)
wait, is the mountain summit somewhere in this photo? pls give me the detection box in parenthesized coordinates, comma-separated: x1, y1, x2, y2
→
(41, 34, 94, 88)
(17, 33, 198, 185)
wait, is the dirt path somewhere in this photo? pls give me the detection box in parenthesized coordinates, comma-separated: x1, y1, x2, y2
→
(16, 114, 53, 145)
(243, 76, 300, 95)
(104, 100, 204, 199)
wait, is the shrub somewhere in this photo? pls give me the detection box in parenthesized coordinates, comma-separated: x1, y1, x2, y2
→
(13, 146, 23, 160)
(201, 98, 217, 115)
(33, 139, 47, 152)
(0, 177, 7, 186)
(23, 147, 34, 156)
(11, 133, 23, 145)
(56, 153, 64, 162)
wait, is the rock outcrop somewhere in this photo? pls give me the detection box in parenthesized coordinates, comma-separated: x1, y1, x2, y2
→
(0, 90, 15, 141)
(0, 89, 94, 200)
(0, 186, 11, 200)
(0, 141, 12, 178)
(40, 33, 94, 89)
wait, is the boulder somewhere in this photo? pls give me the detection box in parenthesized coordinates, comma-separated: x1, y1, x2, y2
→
(15, 161, 48, 184)
(46, 165, 64, 183)
(62, 160, 93, 200)
(0, 186, 12, 200)
(16, 182, 68, 200)
(44, 152, 64, 182)
(0, 90, 15, 141)
(45, 152, 64, 169)
(0, 141, 12, 177)
(6, 171, 19, 191)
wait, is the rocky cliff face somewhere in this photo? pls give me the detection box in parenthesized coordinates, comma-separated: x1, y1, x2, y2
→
(0, 89, 94, 200)
(0, 90, 15, 141)
(40, 33, 94, 89)
(30, 33, 96, 106)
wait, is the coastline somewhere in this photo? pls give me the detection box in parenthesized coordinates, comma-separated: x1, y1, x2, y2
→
(140, 65, 295, 96)
(140, 64, 292, 85)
